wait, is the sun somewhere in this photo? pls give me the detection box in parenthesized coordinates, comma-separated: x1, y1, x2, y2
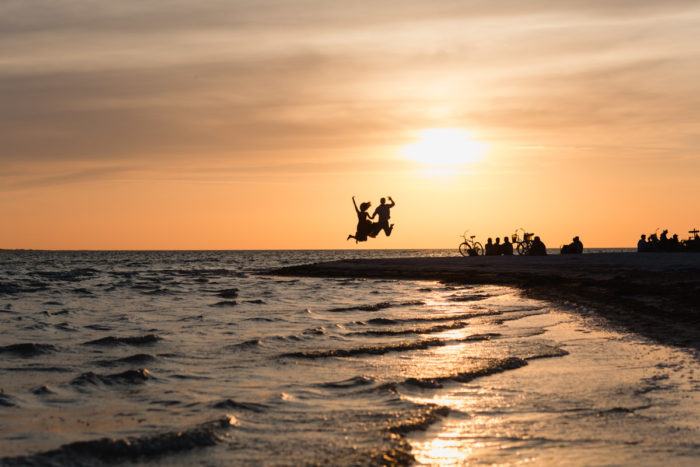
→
(400, 128, 487, 167)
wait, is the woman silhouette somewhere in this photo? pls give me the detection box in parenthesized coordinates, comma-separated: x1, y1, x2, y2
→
(347, 196, 377, 243)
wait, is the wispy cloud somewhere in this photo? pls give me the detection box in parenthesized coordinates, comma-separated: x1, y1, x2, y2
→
(1, 0, 699, 168)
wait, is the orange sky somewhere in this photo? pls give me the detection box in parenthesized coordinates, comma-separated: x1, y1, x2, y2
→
(2, 1, 699, 249)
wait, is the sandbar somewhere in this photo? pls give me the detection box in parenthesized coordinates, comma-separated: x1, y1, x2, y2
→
(269, 253, 700, 351)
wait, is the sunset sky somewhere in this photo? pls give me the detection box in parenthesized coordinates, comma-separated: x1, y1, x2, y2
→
(2, 1, 699, 249)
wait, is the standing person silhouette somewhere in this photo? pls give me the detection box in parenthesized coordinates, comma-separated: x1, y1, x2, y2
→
(371, 196, 395, 237)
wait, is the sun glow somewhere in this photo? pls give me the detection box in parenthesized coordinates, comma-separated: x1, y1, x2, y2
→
(400, 128, 487, 167)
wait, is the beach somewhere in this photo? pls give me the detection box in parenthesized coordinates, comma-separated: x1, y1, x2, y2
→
(270, 252, 700, 351)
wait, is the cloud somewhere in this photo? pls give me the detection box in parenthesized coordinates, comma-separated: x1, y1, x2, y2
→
(1, 166, 138, 191)
(1, 0, 699, 170)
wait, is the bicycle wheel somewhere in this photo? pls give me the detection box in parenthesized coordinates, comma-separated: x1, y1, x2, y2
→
(473, 242, 484, 256)
(516, 242, 527, 255)
(458, 242, 471, 257)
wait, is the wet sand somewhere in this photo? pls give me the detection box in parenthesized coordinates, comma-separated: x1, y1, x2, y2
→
(269, 252, 700, 351)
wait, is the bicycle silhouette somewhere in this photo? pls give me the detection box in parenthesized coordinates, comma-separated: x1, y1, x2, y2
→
(458, 231, 484, 257)
(512, 228, 535, 255)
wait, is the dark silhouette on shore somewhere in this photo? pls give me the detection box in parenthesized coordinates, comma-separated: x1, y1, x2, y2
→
(638, 228, 699, 252)
(527, 236, 547, 256)
(561, 236, 583, 254)
(500, 236, 514, 255)
(484, 237, 496, 256)
(461, 228, 550, 256)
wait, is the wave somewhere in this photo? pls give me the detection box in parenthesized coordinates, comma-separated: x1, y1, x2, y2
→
(319, 375, 376, 389)
(280, 334, 495, 359)
(96, 353, 158, 367)
(0, 343, 58, 357)
(0, 416, 236, 466)
(447, 293, 492, 302)
(350, 321, 469, 336)
(5, 366, 71, 373)
(215, 288, 239, 299)
(31, 385, 55, 395)
(71, 368, 151, 387)
(400, 357, 529, 389)
(170, 268, 246, 278)
(82, 334, 161, 346)
(32, 268, 99, 282)
(359, 310, 503, 327)
(226, 339, 262, 350)
(212, 399, 269, 412)
(328, 300, 424, 313)
(210, 300, 238, 307)
(0, 280, 48, 295)
(0, 393, 18, 407)
(388, 405, 450, 435)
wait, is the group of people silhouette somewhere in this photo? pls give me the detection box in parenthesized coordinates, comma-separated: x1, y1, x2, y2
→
(347, 196, 395, 243)
(484, 237, 514, 256)
(638, 229, 700, 253)
(482, 234, 550, 256)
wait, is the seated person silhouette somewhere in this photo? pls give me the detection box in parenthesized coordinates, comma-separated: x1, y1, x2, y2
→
(484, 238, 497, 256)
(493, 237, 501, 254)
(347, 196, 378, 243)
(667, 234, 682, 252)
(561, 236, 583, 254)
(637, 234, 649, 252)
(527, 236, 547, 256)
(648, 233, 660, 251)
(499, 236, 514, 255)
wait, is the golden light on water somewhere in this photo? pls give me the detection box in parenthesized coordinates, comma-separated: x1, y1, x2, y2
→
(399, 129, 488, 168)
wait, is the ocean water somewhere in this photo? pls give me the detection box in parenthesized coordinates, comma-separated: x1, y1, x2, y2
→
(0, 250, 698, 466)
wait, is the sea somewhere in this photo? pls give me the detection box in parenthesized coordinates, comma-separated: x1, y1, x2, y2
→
(1, 250, 698, 466)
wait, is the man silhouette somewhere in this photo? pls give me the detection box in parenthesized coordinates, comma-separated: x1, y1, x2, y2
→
(371, 196, 395, 237)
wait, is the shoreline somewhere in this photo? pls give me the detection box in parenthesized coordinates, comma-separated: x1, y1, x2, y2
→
(268, 252, 700, 352)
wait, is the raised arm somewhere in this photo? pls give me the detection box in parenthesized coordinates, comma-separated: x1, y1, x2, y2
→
(352, 196, 360, 214)
(388, 196, 395, 207)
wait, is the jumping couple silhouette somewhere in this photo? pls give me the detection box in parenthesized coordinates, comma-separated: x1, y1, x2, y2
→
(347, 195, 395, 243)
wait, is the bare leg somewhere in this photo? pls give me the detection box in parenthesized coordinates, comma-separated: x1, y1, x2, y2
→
(381, 223, 394, 236)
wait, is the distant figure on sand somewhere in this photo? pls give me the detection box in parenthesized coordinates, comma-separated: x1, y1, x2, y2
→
(347, 196, 377, 243)
(561, 236, 583, 254)
(527, 236, 547, 256)
(371, 197, 395, 237)
(500, 236, 514, 255)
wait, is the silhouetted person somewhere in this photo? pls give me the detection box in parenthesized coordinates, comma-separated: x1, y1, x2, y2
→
(648, 233, 660, 251)
(561, 236, 583, 254)
(528, 236, 547, 256)
(485, 237, 497, 256)
(500, 236, 514, 255)
(659, 229, 671, 251)
(494, 237, 501, 254)
(371, 196, 395, 237)
(347, 196, 377, 243)
(637, 234, 649, 252)
(670, 234, 682, 252)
